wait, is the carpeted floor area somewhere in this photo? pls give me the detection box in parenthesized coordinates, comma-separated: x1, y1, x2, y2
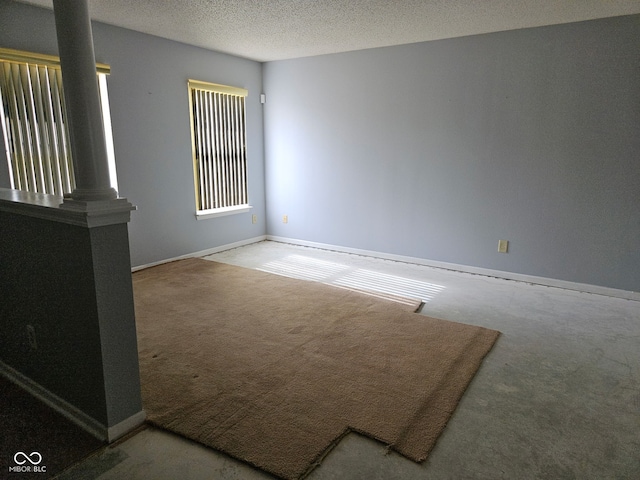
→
(133, 258, 500, 479)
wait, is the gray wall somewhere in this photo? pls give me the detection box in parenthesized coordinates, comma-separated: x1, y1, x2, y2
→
(1, 211, 105, 424)
(263, 15, 640, 292)
(2, 1, 639, 293)
(0, 204, 143, 429)
(0, 0, 266, 267)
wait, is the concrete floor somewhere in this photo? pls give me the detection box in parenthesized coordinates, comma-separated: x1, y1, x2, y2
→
(57, 240, 640, 479)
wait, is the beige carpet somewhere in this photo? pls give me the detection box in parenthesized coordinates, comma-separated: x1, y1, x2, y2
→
(133, 258, 500, 479)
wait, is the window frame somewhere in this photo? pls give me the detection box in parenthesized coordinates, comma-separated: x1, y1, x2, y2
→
(187, 79, 251, 220)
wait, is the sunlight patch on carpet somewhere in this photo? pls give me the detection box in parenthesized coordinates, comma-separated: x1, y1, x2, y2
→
(258, 254, 445, 305)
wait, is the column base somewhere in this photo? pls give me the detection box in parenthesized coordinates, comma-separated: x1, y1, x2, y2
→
(69, 186, 118, 202)
(60, 197, 136, 227)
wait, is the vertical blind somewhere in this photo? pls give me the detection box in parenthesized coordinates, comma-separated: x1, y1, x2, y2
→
(0, 61, 75, 196)
(189, 80, 248, 212)
(0, 48, 112, 197)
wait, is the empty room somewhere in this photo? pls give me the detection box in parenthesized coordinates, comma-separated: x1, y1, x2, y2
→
(1, 1, 639, 479)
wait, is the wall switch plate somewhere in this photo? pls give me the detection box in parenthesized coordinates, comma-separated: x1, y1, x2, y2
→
(252, 214, 257, 224)
(498, 239, 509, 253)
(283, 215, 288, 224)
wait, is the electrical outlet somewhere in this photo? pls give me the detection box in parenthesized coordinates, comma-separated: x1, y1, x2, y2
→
(498, 239, 509, 253)
(283, 215, 288, 224)
(252, 214, 257, 224)
(27, 325, 37, 350)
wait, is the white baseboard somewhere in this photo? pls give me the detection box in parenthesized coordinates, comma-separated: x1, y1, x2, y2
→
(108, 410, 146, 442)
(130, 233, 638, 301)
(132, 235, 267, 272)
(266, 235, 640, 302)
(0, 360, 145, 443)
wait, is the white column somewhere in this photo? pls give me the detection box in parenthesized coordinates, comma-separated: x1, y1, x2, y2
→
(53, 0, 117, 201)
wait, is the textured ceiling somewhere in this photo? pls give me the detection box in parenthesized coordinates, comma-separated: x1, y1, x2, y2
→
(16, 0, 640, 62)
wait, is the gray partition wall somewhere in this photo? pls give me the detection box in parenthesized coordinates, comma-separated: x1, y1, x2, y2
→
(263, 15, 640, 293)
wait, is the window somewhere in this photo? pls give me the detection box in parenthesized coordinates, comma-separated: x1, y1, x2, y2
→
(0, 47, 117, 196)
(188, 79, 250, 219)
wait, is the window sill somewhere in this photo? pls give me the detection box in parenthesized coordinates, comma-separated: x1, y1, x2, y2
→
(195, 205, 252, 220)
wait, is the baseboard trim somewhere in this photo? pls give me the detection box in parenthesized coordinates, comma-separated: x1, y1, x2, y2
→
(0, 360, 106, 441)
(0, 360, 146, 443)
(132, 235, 267, 272)
(107, 410, 146, 442)
(266, 236, 639, 302)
